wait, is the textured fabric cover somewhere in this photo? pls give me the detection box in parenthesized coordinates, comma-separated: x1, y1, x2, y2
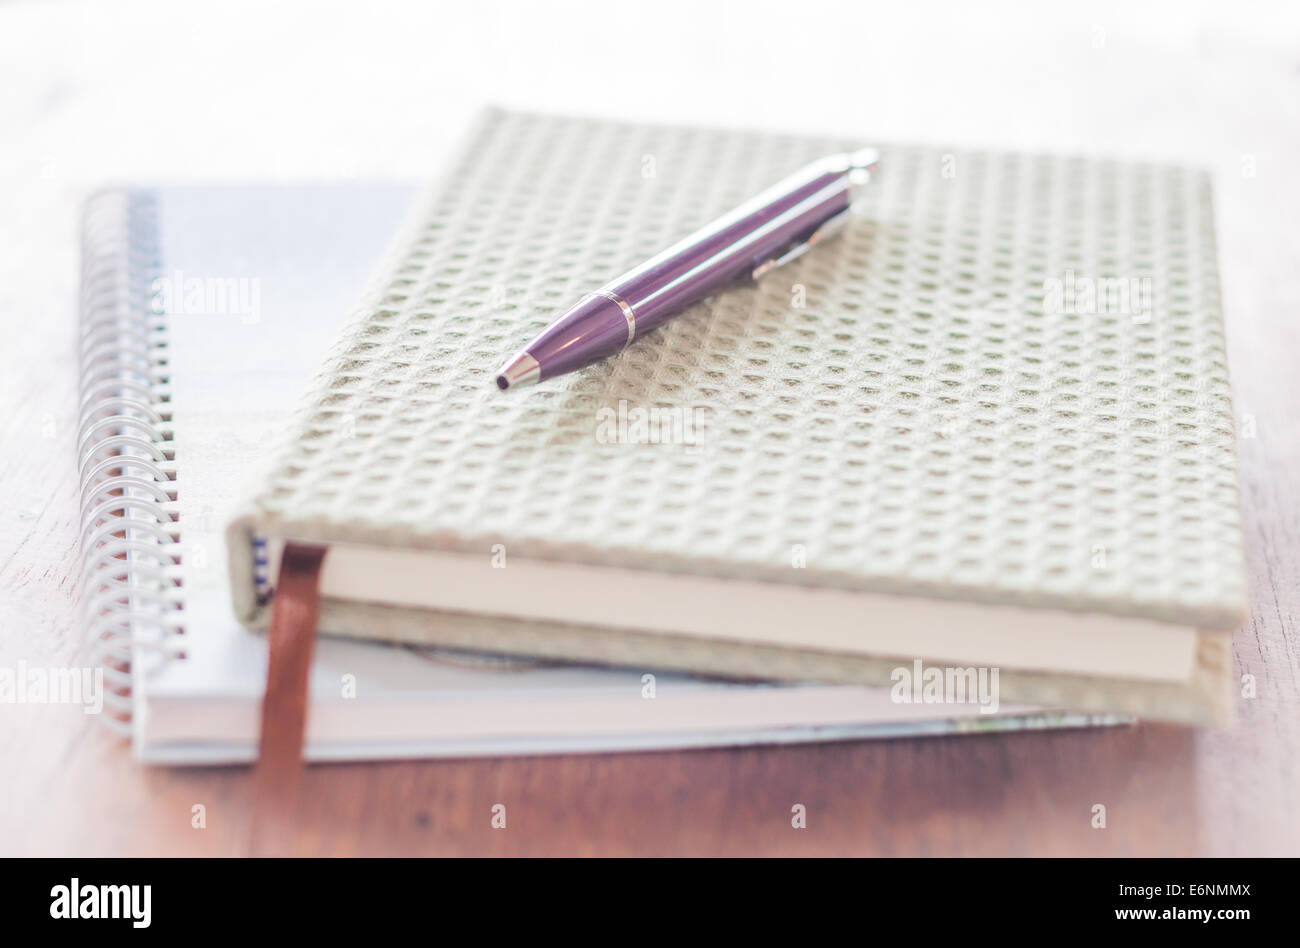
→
(232, 109, 1246, 620)
(227, 109, 1245, 721)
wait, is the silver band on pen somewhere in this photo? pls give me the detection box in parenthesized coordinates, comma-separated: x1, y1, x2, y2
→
(598, 290, 637, 346)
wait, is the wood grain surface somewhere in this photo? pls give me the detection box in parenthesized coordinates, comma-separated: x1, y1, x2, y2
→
(1, 1, 1297, 856)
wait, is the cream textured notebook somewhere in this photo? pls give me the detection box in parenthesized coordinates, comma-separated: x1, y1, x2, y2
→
(228, 108, 1248, 724)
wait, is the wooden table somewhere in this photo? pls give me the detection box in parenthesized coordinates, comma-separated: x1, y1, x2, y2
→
(2, 1, 1297, 856)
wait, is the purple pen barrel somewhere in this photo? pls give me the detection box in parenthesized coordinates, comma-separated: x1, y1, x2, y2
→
(510, 294, 635, 383)
(496, 148, 878, 390)
(612, 153, 866, 333)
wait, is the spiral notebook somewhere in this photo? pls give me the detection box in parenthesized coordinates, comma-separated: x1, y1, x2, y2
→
(228, 109, 1247, 729)
(76, 181, 1103, 764)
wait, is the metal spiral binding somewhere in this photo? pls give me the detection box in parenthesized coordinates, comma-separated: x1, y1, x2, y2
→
(78, 191, 185, 734)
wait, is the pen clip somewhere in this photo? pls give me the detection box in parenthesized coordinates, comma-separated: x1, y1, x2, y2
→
(751, 206, 853, 281)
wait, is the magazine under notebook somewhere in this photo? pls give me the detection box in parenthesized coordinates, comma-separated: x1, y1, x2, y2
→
(76, 183, 1111, 765)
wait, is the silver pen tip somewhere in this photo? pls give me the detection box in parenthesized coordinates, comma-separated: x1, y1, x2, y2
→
(846, 148, 880, 191)
(495, 351, 541, 391)
(849, 147, 880, 172)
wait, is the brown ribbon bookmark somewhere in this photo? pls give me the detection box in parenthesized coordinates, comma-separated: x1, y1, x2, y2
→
(250, 542, 326, 854)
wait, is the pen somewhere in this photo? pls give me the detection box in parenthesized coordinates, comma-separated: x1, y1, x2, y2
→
(495, 147, 879, 390)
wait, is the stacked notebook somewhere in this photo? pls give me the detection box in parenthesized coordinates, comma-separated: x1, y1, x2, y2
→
(78, 109, 1246, 764)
